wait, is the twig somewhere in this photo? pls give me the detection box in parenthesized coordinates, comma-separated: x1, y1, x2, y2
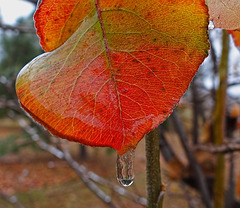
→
(193, 142, 240, 153)
(0, 191, 25, 208)
(18, 120, 115, 207)
(87, 171, 147, 205)
(0, 23, 35, 33)
(62, 144, 117, 208)
(180, 182, 200, 208)
(192, 78, 200, 145)
(225, 153, 235, 208)
(171, 110, 213, 208)
(228, 81, 240, 87)
(20, 0, 38, 5)
(17, 119, 147, 206)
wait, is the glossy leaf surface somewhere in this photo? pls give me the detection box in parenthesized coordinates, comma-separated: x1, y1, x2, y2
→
(16, 0, 209, 154)
(206, 0, 240, 30)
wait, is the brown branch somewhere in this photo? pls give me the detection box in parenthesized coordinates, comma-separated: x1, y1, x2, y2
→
(0, 98, 19, 110)
(20, 0, 38, 5)
(0, 191, 25, 208)
(228, 81, 240, 87)
(0, 23, 35, 33)
(18, 120, 147, 207)
(18, 121, 116, 207)
(180, 182, 200, 208)
(192, 78, 200, 144)
(87, 170, 147, 205)
(171, 110, 213, 208)
(62, 144, 118, 208)
(193, 142, 240, 153)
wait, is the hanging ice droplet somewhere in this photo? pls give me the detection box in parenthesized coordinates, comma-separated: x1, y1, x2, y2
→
(116, 149, 135, 187)
(208, 20, 215, 30)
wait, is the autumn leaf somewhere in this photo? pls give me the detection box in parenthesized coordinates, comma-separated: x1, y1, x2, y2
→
(16, 0, 209, 155)
(206, 0, 240, 30)
(34, 0, 93, 52)
(229, 30, 240, 48)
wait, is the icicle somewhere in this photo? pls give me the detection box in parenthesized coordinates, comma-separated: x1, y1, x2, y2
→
(116, 149, 135, 187)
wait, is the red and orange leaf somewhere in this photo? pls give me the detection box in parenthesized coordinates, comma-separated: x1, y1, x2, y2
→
(16, 0, 209, 155)
(206, 0, 240, 30)
(229, 30, 240, 48)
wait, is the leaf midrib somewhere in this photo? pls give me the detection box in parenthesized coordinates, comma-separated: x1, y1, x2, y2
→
(94, 0, 126, 143)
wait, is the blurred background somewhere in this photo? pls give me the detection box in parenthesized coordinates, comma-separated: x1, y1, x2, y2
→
(0, 1, 240, 208)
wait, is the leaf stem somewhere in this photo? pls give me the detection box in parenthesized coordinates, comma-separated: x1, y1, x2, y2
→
(213, 29, 229, 208)
(145, 127, 164, 208)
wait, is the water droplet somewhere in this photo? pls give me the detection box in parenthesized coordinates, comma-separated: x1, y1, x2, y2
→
(116, 149, 135, 187)
(118, 178, 134, 187)
(208, 21, 215, 30)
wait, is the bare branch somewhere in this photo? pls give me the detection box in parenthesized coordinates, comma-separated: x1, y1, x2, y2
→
(0, 98, 19, 110)
(62, 143, 117, 208)
(19, 120, 117, 207)
(228, 81, 240, 87)
(87, 169, 147, 205)
(0, 191, 25, 208)
(171, 110, 213, 208)
(193, 142, 240, 153)
(17, 119, 147, 207)
(19, 0, 38, 5)
(0, 23, 35, 33)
